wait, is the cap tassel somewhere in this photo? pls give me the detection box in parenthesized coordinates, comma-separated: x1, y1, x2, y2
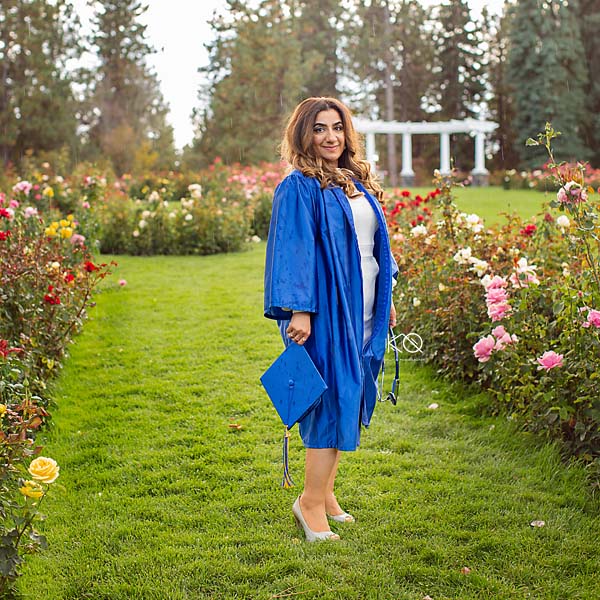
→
(281, 427, 295, 488)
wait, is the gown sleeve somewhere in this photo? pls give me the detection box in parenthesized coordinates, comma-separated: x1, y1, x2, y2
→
(264, 173, 318, 320)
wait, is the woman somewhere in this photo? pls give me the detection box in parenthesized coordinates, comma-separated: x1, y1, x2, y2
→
(264, 97, 397, 542)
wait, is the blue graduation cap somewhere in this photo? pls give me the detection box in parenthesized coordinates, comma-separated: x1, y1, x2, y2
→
(260, 342, 327, 487)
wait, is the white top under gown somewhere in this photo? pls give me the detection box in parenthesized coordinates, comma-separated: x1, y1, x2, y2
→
(348, 193, 380, 344)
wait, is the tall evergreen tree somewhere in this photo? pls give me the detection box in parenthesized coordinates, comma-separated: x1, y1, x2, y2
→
(295, 0, 343, 98)
(579, 0, 600, 166)
(190, 0, 308, 165)
(507, 0, 590, 168)
(0, 0, 80, 167)
(346, 0, 435, 183)
(83, 0, 175, 174)
(485, 7, 520, 170)
(430, 0, 485, 120)
(428, 0, 486, 170)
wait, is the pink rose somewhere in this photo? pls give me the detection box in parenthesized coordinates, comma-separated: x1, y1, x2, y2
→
(494, 332, 517, 350)
(486, 287, 508, 304)
(491, 325, 507, 338)
(69, 233, 86, 246)
(119, 279, 127, 286)
(536, 350, 563, 371)
(484, 275, 508, 290)
(557, 181, 587, 205)
(488, 302, 511, 322)
(583, 309, 600, 328)
(510, 272, 540, 288)
(473, 335, 496, 362)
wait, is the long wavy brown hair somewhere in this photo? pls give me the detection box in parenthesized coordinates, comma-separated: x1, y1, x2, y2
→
(280, 97, 384, 203)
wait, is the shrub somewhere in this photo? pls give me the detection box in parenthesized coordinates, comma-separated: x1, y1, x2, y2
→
(0, 184, 113, 593)
(390, 125, 600, 484)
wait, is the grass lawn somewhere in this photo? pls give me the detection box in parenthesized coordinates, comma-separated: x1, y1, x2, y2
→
(19, 245, 600, 600)
(400, 186, 551, 224)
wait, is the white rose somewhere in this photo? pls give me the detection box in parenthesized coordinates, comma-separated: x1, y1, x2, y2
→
(453, 247, 472, 265)
(556, 215, 570, 230)
(469, 258, 489, 277)
(410, 224, 427, 237)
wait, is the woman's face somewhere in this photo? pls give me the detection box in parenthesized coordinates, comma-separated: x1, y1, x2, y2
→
(312, 109, 345, 167)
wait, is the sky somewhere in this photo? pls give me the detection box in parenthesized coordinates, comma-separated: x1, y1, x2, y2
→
(72, 0, 505, 150)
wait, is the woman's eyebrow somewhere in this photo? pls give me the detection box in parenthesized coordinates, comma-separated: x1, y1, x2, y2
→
(313, 121, 343, 127)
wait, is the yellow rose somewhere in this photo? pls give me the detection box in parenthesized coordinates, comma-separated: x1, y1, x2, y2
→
(19, 480, 45, 499)
(59, 219, 70, 228)
(28, 456, 60, 484)
(0, 404, 6, 417)
(67, 214, 74, 222)
(60, 227, 73, 238)
(45, 227, 57, 237)
(43, 187, 54, 198)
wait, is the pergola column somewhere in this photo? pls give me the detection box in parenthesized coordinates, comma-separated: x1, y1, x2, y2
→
(440, 132, 451, 175)
(365, 132, 377, 174)
(400, 133, 415, 187)
(470, 131, 489, 186)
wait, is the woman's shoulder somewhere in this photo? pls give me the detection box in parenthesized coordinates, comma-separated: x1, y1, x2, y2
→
(282, 169, 319, 184)
(276, 169, 320, 194)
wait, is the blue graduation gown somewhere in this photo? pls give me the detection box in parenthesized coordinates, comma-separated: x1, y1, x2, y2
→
(264, 170, 397, 451)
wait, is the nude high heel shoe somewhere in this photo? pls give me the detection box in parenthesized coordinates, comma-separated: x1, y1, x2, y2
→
(292, 497, 340, 542)
(327, 511, 355, 523)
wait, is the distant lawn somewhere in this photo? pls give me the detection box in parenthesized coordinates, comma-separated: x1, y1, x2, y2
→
(396, 186, 551, 224)
(19, 248, 600, 600)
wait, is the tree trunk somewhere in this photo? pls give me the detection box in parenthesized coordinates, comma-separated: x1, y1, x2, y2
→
(383, 1, 397, 186)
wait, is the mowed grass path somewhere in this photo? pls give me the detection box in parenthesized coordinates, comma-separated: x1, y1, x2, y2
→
(20, 244, 600, 599)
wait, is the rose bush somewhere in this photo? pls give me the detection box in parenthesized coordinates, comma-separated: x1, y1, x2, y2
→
(390, 125, 600, 484)
(96, 159, 286, 254)
(0, 180, 113, 593)
(497, 162, 600, 192)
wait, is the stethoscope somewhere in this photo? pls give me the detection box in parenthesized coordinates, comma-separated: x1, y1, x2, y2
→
(379, 327, 399, 405)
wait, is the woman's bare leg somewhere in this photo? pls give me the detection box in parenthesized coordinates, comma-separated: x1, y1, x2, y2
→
(324, 450, 346, 516)
(300, 448, 338, 532)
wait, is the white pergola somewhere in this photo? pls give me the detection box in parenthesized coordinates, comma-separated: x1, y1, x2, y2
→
(353, 117, 498, 186)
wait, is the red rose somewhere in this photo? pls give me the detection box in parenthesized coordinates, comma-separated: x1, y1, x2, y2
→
(519, 224, 537, 236)
(0, 340, 23, 358)
(84, 261, 99, 272)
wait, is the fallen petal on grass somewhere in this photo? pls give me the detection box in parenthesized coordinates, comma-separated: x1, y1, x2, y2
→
(530, 520, 546, 528)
